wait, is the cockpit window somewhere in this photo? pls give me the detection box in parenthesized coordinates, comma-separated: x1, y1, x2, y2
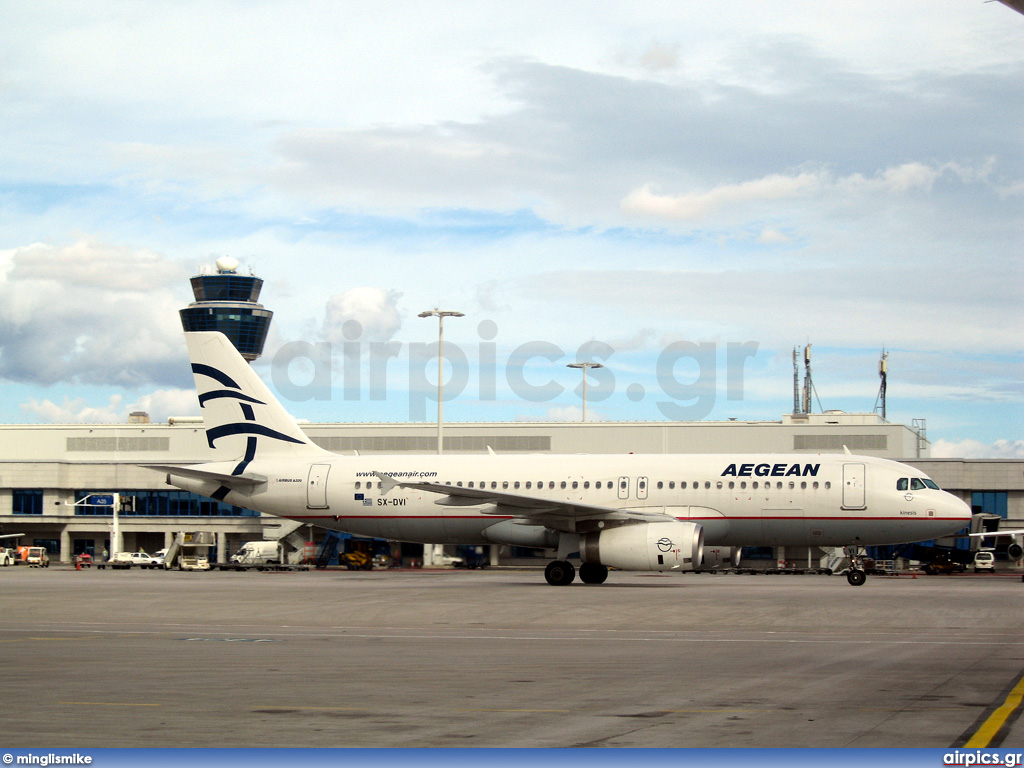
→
(910, 478, 926, 491)
(899, 477, 941, 491)
(897, 478, 908, 491)
(923, 478, 940, 490)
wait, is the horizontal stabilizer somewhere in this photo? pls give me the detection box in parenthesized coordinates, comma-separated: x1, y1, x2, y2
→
(142, 465, 267, 488)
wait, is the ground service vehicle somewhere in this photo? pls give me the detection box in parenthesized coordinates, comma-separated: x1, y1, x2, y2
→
(973, 551, 996, 573)
(0, 547, 15, 566)
(106, 552, 159, 569)
(17, 546, 50, 567)
(179, 554, 210, 571)
(230, 541, 282, 565)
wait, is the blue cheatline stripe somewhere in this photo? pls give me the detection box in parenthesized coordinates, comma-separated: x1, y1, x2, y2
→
(198, 389, 266, 407)
(206, 422, 306, 449)
(191, 363, 240, 389)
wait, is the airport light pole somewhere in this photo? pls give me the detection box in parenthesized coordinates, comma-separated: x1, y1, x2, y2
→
(418, 309, 464, 455)
(567, 362, 604, 422)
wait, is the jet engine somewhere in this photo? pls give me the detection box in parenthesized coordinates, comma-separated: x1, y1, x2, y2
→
(701, 546, 742, 569)
(1007, 540, 1023, 560)
(580, 521, 703, 572)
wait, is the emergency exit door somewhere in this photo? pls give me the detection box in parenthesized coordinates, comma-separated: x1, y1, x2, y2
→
(307, 464, 330, 509)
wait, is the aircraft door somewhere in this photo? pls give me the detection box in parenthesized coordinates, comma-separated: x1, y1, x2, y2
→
(842, 463, 866, 510)
(307, 464, 330, 509)
(637, 476, 649, 500)
(617, 476, 630, 500)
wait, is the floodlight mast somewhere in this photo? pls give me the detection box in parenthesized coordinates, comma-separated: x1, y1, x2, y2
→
(417, 309, 465, 455)
(567, 362, 604, 422)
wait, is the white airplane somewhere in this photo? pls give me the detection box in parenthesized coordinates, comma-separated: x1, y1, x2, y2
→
(148, 332, 973, 586)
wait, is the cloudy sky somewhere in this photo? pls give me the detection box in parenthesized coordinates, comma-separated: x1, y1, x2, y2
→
(1, 1, 1021, 457)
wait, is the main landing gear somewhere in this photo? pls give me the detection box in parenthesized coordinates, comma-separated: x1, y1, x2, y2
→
(544, 560, 608, 585)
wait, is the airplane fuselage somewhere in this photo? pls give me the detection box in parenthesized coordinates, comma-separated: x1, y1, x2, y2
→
(172, 452, 970, 549)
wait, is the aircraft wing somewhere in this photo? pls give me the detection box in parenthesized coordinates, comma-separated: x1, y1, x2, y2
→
(376, 473, 679, 530)
(968, 529, 1024, 537)
(142, 465, 267, 488)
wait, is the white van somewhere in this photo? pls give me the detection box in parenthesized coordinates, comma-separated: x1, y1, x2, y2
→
(973, 551, 995, 573)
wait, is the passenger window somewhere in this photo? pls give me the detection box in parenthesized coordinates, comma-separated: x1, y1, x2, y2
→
(716, 481, 723, 489)
(657, 481, 664, 490)
(669, 481, 675, 490)
(502, 481, 509, 489)
(525, 481, 532, 489)
(897, 478, 908, 491)
(584, 481, 590, 489)
(825, 482, 831, 489)
(801, 482, 807, 489)
(571, 481, 578, 490)
(704, 481, 710, 489)
(681, 482, 687, 490)
(549, 482, 555, 489)
(514, 481, 520, 489)
(740, 481, 746, 489)
(355, 482, 361, 489)
(561, 481, 567, 489)
(728, 481, 734, 489)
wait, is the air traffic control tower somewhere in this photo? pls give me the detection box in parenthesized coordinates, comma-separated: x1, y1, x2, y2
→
(179, 256, 273, 362)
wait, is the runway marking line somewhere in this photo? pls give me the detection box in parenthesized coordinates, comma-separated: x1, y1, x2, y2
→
(963, 670, 1024, 748)
(59, 702, 160, 708)
(452, 709, 571, 713)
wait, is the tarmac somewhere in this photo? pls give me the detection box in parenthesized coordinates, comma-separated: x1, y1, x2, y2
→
(1, 565, 1022, 748)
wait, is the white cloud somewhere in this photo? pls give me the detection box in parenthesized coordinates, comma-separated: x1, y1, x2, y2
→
(620, 162, 979, 222)
(322, 287, 403, 344)
(19, 388, 197, 423)
(931, 438, 1024, 459)
(0, 237, 190, 386)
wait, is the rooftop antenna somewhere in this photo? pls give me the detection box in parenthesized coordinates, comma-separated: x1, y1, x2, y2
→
(874, 348, 888, 421)
(802, 343, 812, 414)
(792, 347, 800, 414)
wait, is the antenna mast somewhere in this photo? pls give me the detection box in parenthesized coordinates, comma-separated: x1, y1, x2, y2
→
(874, 348, 888, 421)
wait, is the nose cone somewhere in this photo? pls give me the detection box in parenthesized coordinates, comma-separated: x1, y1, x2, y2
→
(946, 493, 972, 524)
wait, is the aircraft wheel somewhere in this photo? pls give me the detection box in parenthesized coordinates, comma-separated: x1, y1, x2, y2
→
(544, 560, 576, 586)
(846, 569, 867, 587)
(579, 562, 608, 584)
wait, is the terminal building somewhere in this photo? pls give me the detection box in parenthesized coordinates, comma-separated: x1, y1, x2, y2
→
(1, 261, 1020, 570)
(1, 414, 1021, 569)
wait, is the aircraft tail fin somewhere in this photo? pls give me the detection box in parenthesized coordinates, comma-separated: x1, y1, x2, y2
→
(184, 331, 330, 462)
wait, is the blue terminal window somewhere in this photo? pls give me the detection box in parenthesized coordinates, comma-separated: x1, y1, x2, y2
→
(190, 275, 263, 303)
(73, 490, 260, 517)
(12, 489, 44, 515)
(179, 306, 272, 358)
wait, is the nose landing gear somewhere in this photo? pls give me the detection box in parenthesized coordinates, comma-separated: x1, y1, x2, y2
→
(845, 545, 867, 586)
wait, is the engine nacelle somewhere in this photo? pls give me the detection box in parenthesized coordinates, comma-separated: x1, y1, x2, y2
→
(1007, 540, 1023, 560)
(702, 546, 742, 569)
(580, 521, 703, 572)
